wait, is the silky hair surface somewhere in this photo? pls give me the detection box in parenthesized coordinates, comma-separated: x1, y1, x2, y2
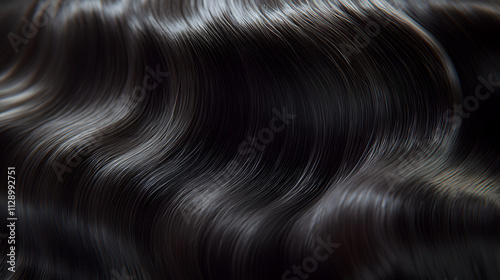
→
(1, 0, 500, 279)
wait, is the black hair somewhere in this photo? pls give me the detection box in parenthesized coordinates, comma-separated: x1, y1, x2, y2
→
(1, 0, 500, 279)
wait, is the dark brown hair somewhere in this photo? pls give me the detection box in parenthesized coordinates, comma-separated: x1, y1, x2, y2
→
(1, 0, 500, 279)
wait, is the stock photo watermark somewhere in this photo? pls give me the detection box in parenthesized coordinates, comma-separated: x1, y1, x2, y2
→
(382, 73, 500, 189)
(216, 106, 297, 184)
(7, 0, 61, 54)
(112, 64, 169, 113)
(339, 16, 392, 61)
(6, 167, 17, 273)
(180, 106, 296, 225)
(383, 138, 436, 189)
(51, 64, 168, 182)
(445, 73, 500, 129)
(282, 235, 340, 280)
(111, 266, 136, 280)
(51, 130, 104, 182)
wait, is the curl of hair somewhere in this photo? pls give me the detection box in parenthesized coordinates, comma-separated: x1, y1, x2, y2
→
(1, 0, 500, 279)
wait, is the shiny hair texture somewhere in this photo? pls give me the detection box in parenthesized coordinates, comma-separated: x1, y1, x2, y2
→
(1, 0, 500, 279)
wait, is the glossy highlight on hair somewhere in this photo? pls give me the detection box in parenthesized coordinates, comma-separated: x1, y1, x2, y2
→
(1, 0, 500, 279)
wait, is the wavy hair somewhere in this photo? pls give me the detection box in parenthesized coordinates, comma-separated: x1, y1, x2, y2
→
(1, 0, 500, 279)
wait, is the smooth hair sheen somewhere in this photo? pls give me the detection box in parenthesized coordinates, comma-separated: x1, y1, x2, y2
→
(1, 0, 500, 279)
